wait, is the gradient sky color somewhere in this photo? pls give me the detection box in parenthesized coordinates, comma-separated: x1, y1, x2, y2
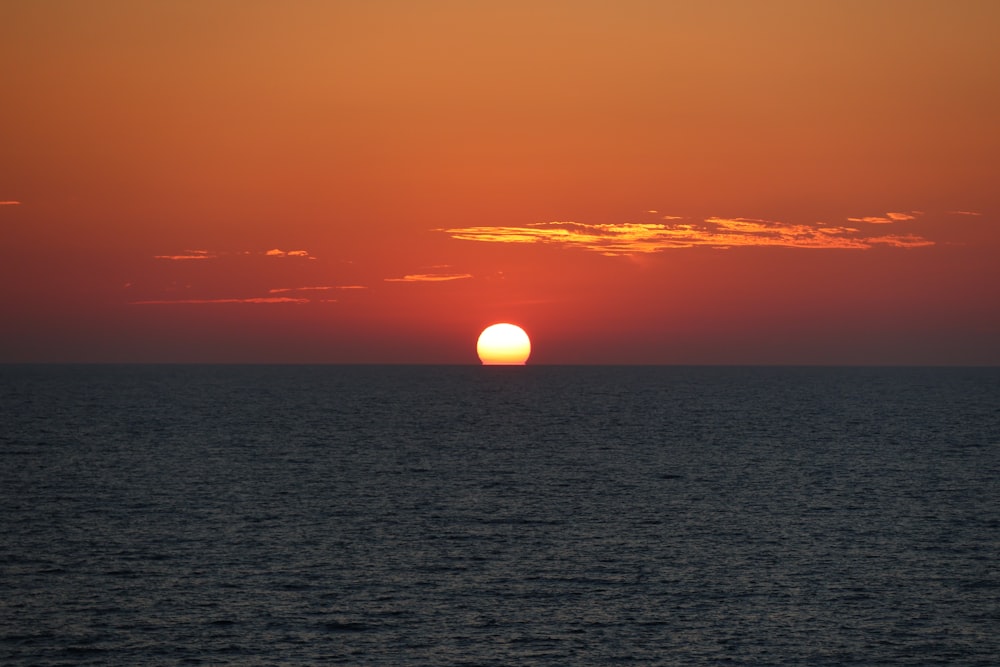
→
(2, 0, 998, 364)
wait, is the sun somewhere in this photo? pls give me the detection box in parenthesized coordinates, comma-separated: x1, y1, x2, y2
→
(477, 323, 531, 365)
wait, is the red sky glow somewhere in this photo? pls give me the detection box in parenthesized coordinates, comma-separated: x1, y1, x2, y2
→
(2, 1, 998, 364)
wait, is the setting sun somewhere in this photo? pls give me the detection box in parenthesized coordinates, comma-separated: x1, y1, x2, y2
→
(477, 324, 531, 365)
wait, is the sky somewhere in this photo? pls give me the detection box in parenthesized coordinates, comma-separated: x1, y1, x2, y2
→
(2, 0, 998, 364)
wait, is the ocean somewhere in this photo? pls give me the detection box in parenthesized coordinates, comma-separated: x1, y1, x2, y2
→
(1, 365, 998, 665)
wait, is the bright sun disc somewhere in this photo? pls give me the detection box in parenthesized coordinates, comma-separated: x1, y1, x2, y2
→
(477, 323, 531, 365)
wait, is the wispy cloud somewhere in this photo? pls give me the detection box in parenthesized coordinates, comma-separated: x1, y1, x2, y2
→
(131, 286, 363, 305)
(863, 235, 935, 248)
(439, 216, 935, 255)
(0, 201, 21, 206)
(131, 296, 310, 305)
(154, 248, 316, 260)
(385, 273, 474, 282)
(268, 285, 367, 294)
(154, 249, 217, 260)
(949, 210, 982, 216)
(846, 211, 920, 224)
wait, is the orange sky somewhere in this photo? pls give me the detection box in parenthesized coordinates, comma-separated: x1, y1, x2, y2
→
(2, 0, 998, 364)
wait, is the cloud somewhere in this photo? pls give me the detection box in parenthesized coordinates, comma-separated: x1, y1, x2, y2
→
(949, 210, 982, 216)
(131, 296, 310, 305)
(0, 201, 21, 206)
(265, 248, 315, 259)
(846, 211, 920, 224)
(268, 285, 367, 293)
(132, 285, 365, 304)
(864, 235, 936, 248)
(153, 248, 318, 260)
(154, 249, 217, 260)
(439, 216, 935, 255)
(384, 273, 474, 282)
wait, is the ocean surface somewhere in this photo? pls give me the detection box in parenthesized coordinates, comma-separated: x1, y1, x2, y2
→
(1, 364, 998, 666)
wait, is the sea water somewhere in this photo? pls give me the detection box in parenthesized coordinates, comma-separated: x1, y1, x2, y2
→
(1, 365, 998, 665)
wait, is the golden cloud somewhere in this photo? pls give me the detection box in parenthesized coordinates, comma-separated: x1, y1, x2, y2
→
(439, 217, 935, 255)
(384, 273, 474, 282)
(265, 248, 315, 259)
(154, 248, 316, 260)
(846, 211, 919, 224)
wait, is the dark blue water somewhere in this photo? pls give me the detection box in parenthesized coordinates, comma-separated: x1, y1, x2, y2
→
(2, 365, 998, 665)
